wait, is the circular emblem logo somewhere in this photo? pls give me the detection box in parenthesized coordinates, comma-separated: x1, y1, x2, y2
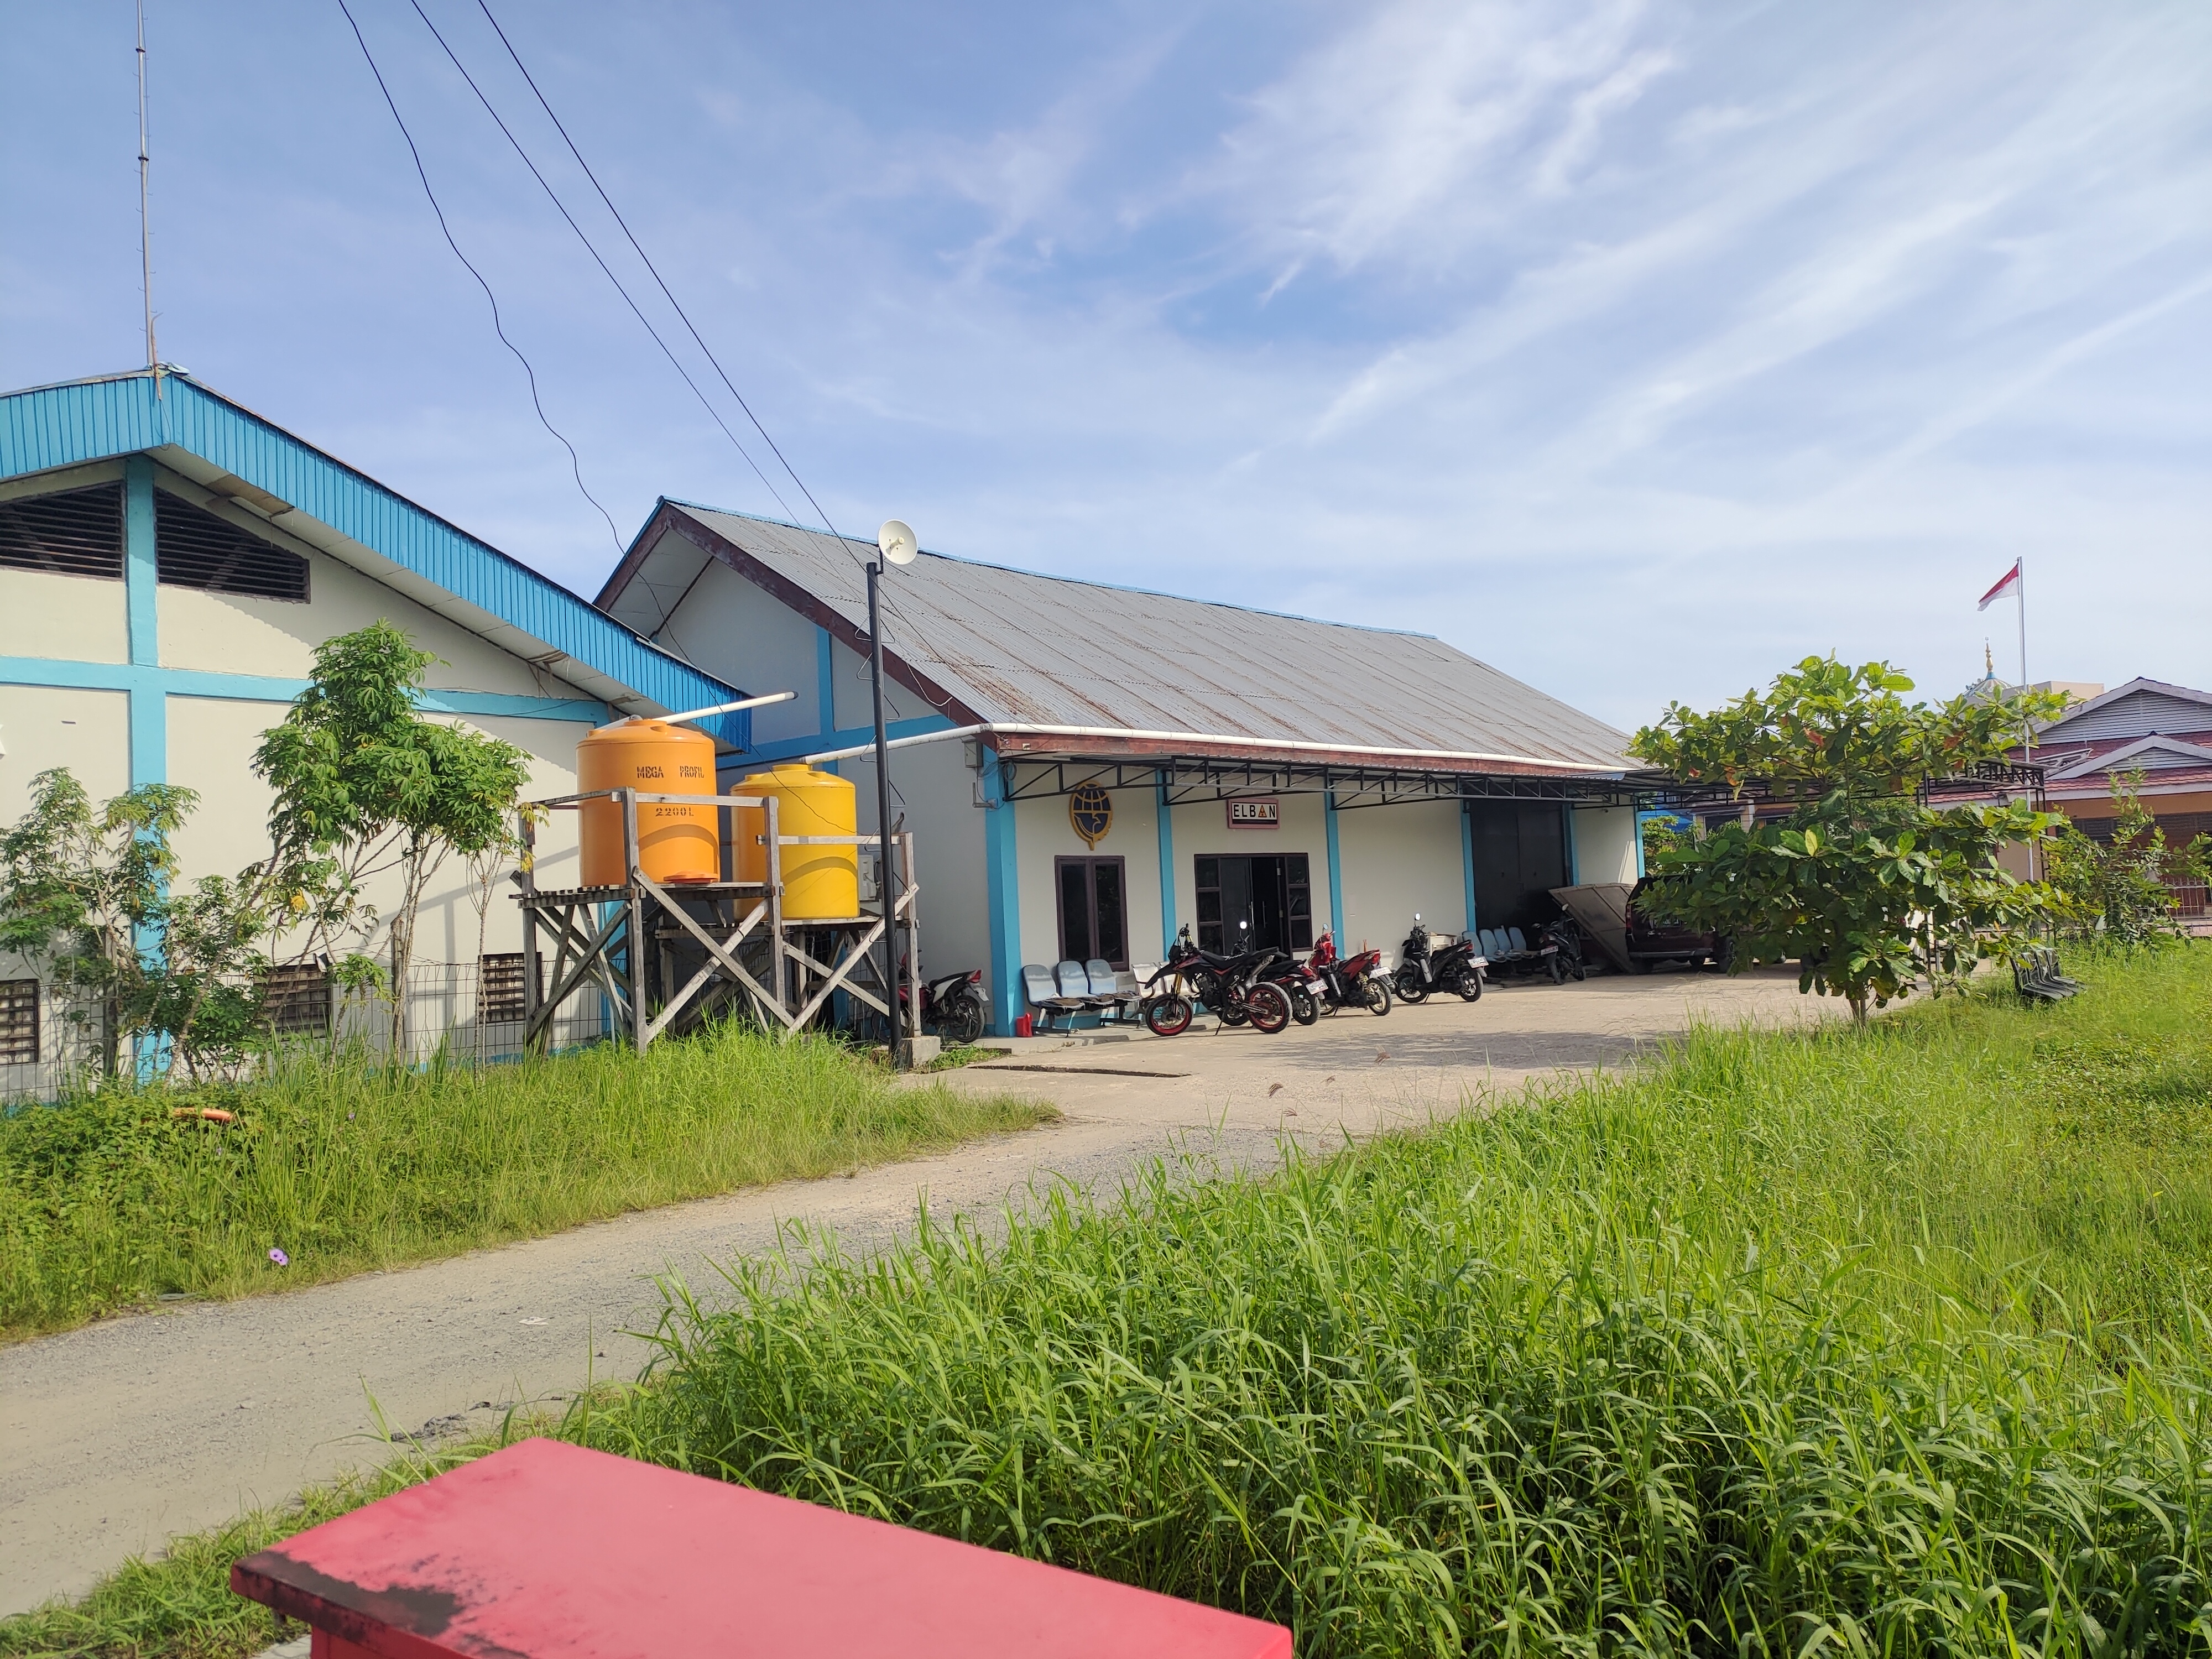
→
(1068, 783, 1113, 849)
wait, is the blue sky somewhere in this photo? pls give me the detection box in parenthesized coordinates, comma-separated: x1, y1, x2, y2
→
(4, 1, 2207, 730)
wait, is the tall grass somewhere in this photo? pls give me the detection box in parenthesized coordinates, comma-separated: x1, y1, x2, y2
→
(574, 947, 2212, 1656)
(0, 1029, 1051, 1339)
(7, 950, 2206, 1658)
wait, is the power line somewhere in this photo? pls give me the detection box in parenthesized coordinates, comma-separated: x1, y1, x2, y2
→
(403, 0, 805, 531)
(334, 0, 623, 552)
(472, 0, 851, 550)
(465, 0, 962, 721)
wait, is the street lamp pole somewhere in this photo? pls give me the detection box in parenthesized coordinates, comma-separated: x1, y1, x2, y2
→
(868, 521, 919, 1063)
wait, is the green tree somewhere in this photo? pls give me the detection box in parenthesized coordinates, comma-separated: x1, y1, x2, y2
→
(0, 770, 279, 1078)
(1629, 657, 2067, 1022)
(253, 622, 531, 1053)
(2044, 768, 2212, 947)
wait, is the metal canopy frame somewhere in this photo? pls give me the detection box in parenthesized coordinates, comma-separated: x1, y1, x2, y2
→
(995, 753, 1654, 810)
(517, 789, 919, 1053)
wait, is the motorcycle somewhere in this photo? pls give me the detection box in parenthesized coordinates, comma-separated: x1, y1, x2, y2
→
(1392, 914, 1485, 1003)
(1306, 931, 1391, 1015)
(900, 964, 989, 1045)
(1543, 916, 1587, 984)
(1262, 952, 1324, 1025)
(1141, 923, 1293, 1036)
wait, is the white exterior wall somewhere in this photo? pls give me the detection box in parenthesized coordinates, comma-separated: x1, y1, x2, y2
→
(845, 739, 989, 984)
(0, 685, 131, 824)
(1332, 799, 1467, 963)
(1571, 806, 1637, 885)
(0, 568, 128, 664)
(1163, 791, 1333, 956)
(155, 493, 547, 700)
(649, 555, 824, 748)
(1013, 777, 1167, 973)
(162, 699, 589, 959)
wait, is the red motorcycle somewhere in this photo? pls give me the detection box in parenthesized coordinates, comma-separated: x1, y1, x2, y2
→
(1306, 931, 1392, 1016)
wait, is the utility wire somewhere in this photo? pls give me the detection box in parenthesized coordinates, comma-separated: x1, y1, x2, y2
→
(472, 0, 851, 549)
(335, 0, 623, 552)
(404, 0, 804, 531)
(466, 0, 962, 723)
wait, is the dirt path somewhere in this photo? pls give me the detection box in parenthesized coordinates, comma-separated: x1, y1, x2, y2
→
(1, 967, 1820, 1615)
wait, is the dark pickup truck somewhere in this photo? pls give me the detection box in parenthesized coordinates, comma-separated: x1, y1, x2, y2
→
(1624, 878, 1731, 972)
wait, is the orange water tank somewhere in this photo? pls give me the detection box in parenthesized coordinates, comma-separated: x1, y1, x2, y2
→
(729, 763, 860, 920)
(577, 719, 719, 886)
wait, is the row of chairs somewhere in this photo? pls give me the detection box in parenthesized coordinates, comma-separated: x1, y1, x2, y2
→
(1022, 960, 1142, 1032)
(2014, 946, 2082, 1003)
(1478, 926, 1532, 960)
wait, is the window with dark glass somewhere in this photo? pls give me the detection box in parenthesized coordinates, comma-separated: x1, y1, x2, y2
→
(1055, 857, 1129, 968)
(1193, 854, 1312, 955)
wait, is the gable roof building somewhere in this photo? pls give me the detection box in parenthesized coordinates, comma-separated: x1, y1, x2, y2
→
(2, 369, 749, 1086)
(601, 500, 1632, 776)
(600, 500, 1649, 1034)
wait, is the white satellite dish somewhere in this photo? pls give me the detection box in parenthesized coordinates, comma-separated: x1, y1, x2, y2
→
(878, 519, 919, 566)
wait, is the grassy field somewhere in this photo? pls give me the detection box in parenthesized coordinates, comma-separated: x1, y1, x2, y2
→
(6, 946, 2207, 1657)
(0, 1027, 1052, 1340)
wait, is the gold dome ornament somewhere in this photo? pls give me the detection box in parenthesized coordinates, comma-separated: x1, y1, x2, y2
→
(1068, 783, 1113, 848)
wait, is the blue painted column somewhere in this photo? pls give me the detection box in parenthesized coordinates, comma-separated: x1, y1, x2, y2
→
(1324, 787, 1344, 943)
(123, 456, 168, 1078)
(1563, 805, 1580, 885)
(1155, 770, 1177, 957)
(123, 456, 164, 786)
(983, 754, 1022, 1035)
(1460, 801, 1479, 938)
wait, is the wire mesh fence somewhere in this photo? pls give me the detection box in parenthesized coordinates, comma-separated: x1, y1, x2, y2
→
(0, 958, 614, 1103)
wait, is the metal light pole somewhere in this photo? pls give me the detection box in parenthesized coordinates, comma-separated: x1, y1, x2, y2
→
(870, 521, 919, 1062)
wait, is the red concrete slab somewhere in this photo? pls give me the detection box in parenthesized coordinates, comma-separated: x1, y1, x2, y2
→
(232, 1438, 1291, 1659)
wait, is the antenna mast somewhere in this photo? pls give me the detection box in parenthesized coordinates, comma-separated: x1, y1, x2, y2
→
(135, 0, 157, 374)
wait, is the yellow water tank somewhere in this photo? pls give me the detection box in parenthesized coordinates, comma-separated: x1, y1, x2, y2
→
(729, 763, 859, 920)
(577, 719, 719, 886)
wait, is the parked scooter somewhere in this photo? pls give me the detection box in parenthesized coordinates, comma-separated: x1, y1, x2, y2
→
(1392, 914, 1485, 1003)
(1141, 924, 1293, 1036)
(1307, 931, 1391, 1015)
(900, 965, 989, 1045)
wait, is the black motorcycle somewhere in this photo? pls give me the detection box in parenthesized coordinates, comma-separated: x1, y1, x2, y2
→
(1392, 914, 1484, 1004)
(1264, 953, 1323, 1025)
(1141, 924, 1293, 1036)
(901, 966, 989, 1044)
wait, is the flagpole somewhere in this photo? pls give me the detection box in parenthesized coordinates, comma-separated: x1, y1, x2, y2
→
(2018, 559, 2034, 881)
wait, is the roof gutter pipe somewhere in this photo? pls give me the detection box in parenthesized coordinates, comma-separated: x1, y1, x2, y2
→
(801, 721, 1624, 774)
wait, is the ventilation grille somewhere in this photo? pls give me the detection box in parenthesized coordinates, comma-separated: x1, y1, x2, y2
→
(0, 980, 39, 1066)
(261, 963, 331, 1036)
(0, 484, 124, 580)
(478, 953, 535, 1024)
(158, 489, 309, 603)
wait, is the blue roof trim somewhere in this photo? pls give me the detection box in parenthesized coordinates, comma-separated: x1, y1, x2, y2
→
(1, 371, 748, 748)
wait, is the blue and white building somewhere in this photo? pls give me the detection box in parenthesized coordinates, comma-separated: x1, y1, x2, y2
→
(600, 500, 1646, 1036)
(1, 368, 745, 1078)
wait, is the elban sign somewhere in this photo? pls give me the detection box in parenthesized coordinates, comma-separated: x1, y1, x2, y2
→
(1226, 798, 1279, 828)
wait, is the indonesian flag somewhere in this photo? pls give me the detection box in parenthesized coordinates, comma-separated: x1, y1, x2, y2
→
(1978, 559, 2021, 611)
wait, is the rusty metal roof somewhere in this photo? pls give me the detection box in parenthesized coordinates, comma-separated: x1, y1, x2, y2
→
(606, 503, 1632, 773)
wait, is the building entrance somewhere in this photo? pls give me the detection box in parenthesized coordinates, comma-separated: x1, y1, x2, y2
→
(1467, 802, 1569, 933)
(1194, 854, 1313, 956)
